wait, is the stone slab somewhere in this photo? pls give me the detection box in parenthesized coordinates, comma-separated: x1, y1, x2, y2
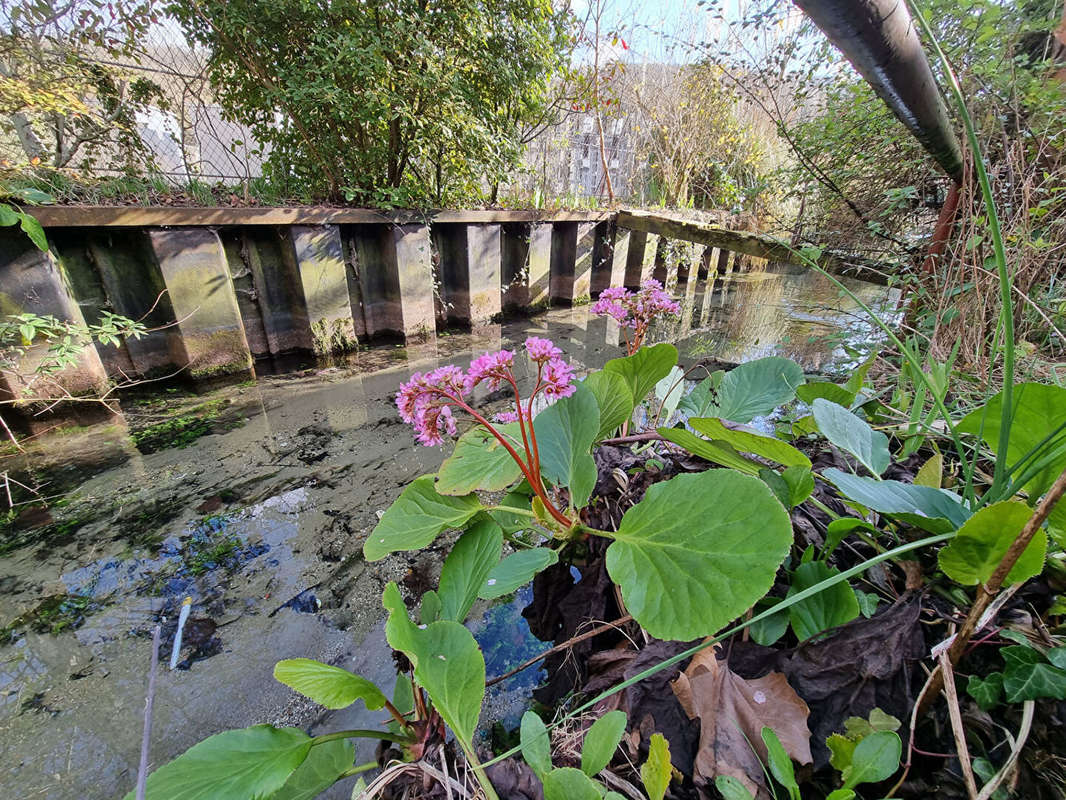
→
(466, 224, 502, 325)
(391, 224, 435, 341)
(292, 225, 358, 354)
(149, 228, 252, 378)
(527, 223, 552, 308)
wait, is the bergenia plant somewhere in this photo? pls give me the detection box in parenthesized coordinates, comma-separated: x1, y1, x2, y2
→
(396, 336, 576, 528)
(589, 279, 681, 355)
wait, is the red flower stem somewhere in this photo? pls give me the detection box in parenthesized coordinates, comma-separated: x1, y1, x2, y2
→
(505, 374, 534, 477)
(452, 399, 571, 529)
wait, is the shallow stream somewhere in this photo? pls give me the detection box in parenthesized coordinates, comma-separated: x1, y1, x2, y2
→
(0, 266, 898, 799)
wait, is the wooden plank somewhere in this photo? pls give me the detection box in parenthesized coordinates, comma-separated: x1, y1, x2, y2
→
(28, 205, 613, 228)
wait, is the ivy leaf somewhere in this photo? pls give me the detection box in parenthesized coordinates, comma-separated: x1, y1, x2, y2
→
(812, 399, 890, 476)
(581, 710, 627, 777)
(786, 561, 860, 642)
(1001, 645, 1066, 702)
(382, 583, 485, 749)
(479, 547, 559, 599)
(822, 469, 970, 532)
(273, 659, 386, 710)
(967, 672, 1004, 711)
(605, 470, 792, 640)
(603, 342, 678, 406)
(122, 725, 312, 800)
(1049, 647, 1066, 670)
(938, 501, 1045, 586)
(840, 731, 901, 790)
(690, 417, 811, 468)
(520, 711, 553, 779)
(363, 476, 481, 561)
(438, 518, 503, 622)
(641, 733, 672, 800)
(436, 424, 523, 495)
(533, 381, 599, 507)
(657, 426, 762, 475)
(584, 370, 634, 439)
(542, 767, 601, 800)
(269, 738, 354, 800)
(710, 356, 806, 423)
(959, 383, 1066, 497)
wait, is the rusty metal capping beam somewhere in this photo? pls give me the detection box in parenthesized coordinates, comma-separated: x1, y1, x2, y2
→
(26, 205, 613, 228)
(794, 0, 964, 183)
(617, 210, 892, 283)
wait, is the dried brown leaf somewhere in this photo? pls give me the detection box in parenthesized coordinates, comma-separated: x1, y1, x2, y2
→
(671, 646, 812, 799)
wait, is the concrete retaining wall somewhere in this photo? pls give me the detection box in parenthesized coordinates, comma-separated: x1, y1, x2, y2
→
(7, 206, 808, 397)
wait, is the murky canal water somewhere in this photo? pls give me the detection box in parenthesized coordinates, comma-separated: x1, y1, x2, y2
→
(0, 266, 898, 799)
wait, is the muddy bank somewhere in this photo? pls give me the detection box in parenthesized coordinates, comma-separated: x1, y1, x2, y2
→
(0, 269, 897, 800)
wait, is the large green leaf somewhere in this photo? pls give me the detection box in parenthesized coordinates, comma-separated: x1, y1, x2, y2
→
(958, 383, 1066, 497)
(603, 342, 678, 406)
(436, 424, 523, 495)
(812, 399, 890, 477)
(124, 725, 312, 800)
(711, 357, 806, 423)
(382, 583, 484, 748)
(787, 561, 860, 641)
(363, 476, 482, 561)
(584, 370, 634, 439)
(605, 470, 792, 640)
(938, 500, 1046, 586)
(581, 710, 627, 776)
(269, 739, 354, 800)
(273, 659, 386, 710)
(691, 417, 811, 468)
(438, 518, 503, 622)
(542, 767, 602, 800)
(657, 426, 762, 475)
(478, 547, 559, 599)
(822, 469, 970, 532)
(533, 381, 600, 507)
(1001, 645, 1066, 702)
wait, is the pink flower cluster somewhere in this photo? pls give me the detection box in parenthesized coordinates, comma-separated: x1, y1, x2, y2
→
(589, 279, 681, 330)
(395, 337, 575, 447)
(590, 279, 681, 354)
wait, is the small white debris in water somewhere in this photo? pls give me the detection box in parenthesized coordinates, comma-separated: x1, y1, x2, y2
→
(753, 690, 767, 704)
(437, 655, 446, 660)
(375, 510, 385, 519)
(486, 579, 497, 586)
(418, 624, 428, 630)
